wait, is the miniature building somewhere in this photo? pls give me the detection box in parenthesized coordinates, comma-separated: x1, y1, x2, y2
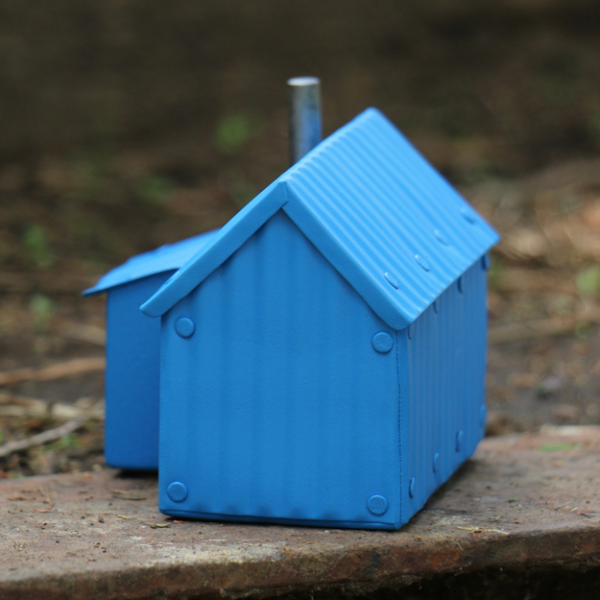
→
(84, 230, 217, 470)
(140, 108, 499, 529)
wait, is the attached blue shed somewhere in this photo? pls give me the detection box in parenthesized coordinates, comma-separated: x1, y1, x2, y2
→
(141, 108, 499, 529)
(84, 230, 217, 470)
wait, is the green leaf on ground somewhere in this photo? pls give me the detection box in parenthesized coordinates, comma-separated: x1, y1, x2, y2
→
(29, 294, 56, 332)
(23, 225, 55, 269)
(539, 443, 574, 452)
(214, 113, 255, 155)
(575, 264, 600, 296)
(133, 175, 174, 206)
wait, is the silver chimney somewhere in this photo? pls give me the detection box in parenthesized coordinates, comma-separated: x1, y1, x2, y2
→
(287, 77, 322, 165)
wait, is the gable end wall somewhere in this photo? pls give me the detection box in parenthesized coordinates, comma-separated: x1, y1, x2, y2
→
(158, 210, 402, 528)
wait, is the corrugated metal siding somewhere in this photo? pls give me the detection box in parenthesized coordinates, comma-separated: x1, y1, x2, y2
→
(159, 210, 401, 528)
(401, 258, 488, 519)
(285, 108, 498, 326)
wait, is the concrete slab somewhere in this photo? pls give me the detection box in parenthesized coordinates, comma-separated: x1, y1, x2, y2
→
(1, 426, 599, 600)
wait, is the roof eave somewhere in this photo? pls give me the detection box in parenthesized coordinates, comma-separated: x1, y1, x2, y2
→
(140, 181, 289, 318)
(282, 188, 412, 330)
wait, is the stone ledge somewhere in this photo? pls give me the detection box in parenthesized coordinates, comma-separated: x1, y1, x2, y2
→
(1, 426, 599, 600)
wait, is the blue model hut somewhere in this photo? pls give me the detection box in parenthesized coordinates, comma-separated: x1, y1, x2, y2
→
(84, 230, 217, 470)
(141, 108, 499, 529)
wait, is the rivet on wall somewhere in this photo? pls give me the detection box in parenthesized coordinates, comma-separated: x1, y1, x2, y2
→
(167, 481, 188, 502)
(367, 494, 389, 516)
(409, 477, 415, 498)
(455, 430, 464, 452)
(372, 332, 394, 353)
(175, 317, 195, 338)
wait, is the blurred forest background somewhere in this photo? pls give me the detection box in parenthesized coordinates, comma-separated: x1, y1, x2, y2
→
(1, 0, 600, 475)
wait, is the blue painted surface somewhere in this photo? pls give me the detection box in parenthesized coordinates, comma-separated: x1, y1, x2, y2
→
(104, 273, 169, 469)
(85, 230, 217, 470)
(147, 107, 499, 528)
(399, 259, 488, 521)
(159, 211, 401, 528)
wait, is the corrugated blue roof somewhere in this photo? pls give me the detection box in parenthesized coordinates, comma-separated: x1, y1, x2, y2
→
(140, 108, 499, 329)
(83, 229, 218, 296)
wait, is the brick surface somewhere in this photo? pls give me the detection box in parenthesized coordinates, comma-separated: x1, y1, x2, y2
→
(1, 426, 599, 599)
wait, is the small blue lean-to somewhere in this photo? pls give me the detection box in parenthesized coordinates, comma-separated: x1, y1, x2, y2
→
(84, 230, 217, 470)
(88, 78, 499, 528)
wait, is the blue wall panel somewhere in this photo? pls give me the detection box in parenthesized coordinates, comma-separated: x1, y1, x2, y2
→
(401, 259, 488, 518)
(104, 272, 171, 470)
(159, 210, 401, 528)
(87, 229, 218, 470)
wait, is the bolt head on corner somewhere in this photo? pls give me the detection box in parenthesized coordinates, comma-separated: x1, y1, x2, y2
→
(372, 332, 394, 353)
(175, 317, 195, 338)
(167, 481, 188, 503)
(367, 494, 388, 516)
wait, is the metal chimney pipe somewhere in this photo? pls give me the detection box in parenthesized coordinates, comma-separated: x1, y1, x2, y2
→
(288, 77, 322, 165)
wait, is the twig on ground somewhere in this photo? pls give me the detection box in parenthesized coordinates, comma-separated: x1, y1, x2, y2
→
(0, 393, 104, 421)
(142, 521, 171, 529)
(62, 322, 106, 346)
(0, 270, 95, 294)
(110, 489, 147, 501)
(0, 419, 86, 459)
(489, 305, 600, 344)
(489, 316, 578, 343)
(0, 357, 105, 387)
(457, 526, 509, 535)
